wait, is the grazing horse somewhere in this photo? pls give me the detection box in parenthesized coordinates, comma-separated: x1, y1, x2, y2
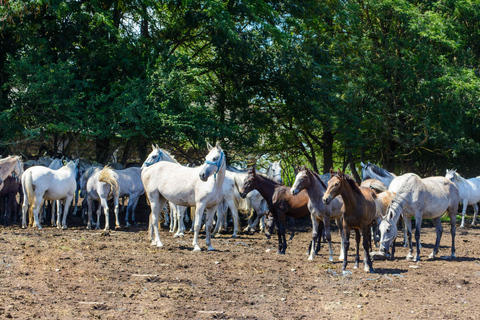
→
(361, 162, 397, 188)
(322, 169, 376, 273)
(239, 167, 310, 254)
(379, 173, 459, 262)
(142, 142, 226, 251)
(445, 169, 480, 228)
(21, 160, 79, 229)
(0, 156, 24, 224)
(291, 166, 345, 261)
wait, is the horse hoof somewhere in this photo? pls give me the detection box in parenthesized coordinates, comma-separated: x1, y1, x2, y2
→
(62, 225, 67, 230)
(329, 257, 334, 262)
(156, 243, 163, 248)
(173, 233, 184, 238)
(115, 226, 121, 230)
(413, 257, 420, 262)
(193, 246, 202, 252)
(307, 256, 314, 261)
(231, 234, 238, 239)
(207, 246, 216, 251)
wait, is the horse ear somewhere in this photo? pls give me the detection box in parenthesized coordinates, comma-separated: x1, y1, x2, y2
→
(361, 162, 365, 167)
(252, 165, 256, 174)
(215, 141, 221, 149)
(206, 142, 213, 151)
(151, 144, 156, 151)
(329, 167, 334, 175)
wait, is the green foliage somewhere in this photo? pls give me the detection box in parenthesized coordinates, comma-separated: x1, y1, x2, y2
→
(1, 0, 480, 173)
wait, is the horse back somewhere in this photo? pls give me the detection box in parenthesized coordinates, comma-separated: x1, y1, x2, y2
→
(272, 186, 309, 218)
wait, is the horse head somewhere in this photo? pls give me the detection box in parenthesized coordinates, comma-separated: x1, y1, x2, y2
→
(322, 169, 344, 204)
(142, 144, 164, 169)
(199, 142, 225, 182)
(378, 199, 401, 255)
(267, 160, 282, 183)
(239, 166, 257, 198)
(445, 169, 457, 183)
(291, 166, 309, 196)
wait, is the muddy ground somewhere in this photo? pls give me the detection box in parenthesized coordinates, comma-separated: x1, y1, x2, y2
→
(1, 213, 480, 320)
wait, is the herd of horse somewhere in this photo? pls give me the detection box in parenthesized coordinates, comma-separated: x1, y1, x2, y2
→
(0, 145, 477, 274)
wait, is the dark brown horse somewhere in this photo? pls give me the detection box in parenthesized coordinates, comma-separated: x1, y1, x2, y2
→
(322, 169, 377, 273)
(239, 167, 310, 254)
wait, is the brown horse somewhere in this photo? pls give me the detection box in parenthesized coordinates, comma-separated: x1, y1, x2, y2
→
(322, 169, 376, 273)
(239, 167, 309, 254)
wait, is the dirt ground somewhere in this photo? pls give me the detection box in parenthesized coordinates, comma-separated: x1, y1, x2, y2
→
(1, 213, 480, 320)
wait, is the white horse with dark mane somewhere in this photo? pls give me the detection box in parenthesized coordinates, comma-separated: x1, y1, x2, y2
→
(142, 142, 226, 251)
(21, 159, 79, 229)
(361, 162, 397, 188)
(379, 173, 459, 262)
(445, 169, 480, 228)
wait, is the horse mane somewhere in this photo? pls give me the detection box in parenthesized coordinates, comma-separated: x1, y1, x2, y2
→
(332, 170, 363, 195)
(248, 168, 282, 186)
(365, 162, 395, 178)
(302, 166, 327, 189)
(159, 148, 179, 164)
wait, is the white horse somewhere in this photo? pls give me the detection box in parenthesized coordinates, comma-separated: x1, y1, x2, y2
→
(81, 166, 113, 230)
(361, 162, 397, 188)
(142, 142, 226, 251)
(98, 166, 145, 228)
(445, 169, 480, 228)
(379, 173, 459, 261)
(21, 159, 79, 229)
(46, 157, 65, 226)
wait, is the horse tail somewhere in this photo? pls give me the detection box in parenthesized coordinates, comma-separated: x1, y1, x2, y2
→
(21, 169, 35, 226)
(98, 167, 119, 199)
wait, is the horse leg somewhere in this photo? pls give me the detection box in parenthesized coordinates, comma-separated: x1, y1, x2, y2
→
(323, 218, 335, 262)
(449, 206, 457, 259)
(336, 219, 345, 261)
(429, 216, 443, 259)
(460, 199, 468, 228)
(315, 219, 324, 255)
(362, 226, 374, 273)
(277, 214, 287, 254)
(404, 218, 414, 260)
(61, 196, 73, 229)
(228, 199, 239, 238)
(149, 194, 167, 248)
(308, 216, 320, 261)
(174, 206, 186, 238)
(212, 201, 225, 237)
(413, 216, 422, 262)
(472, 203, 478, 226)
(114, 196, 121, 230)
(288, 217, 295, 241)
(342, 225, 351, 272)
(100, 197, 110, 230)
(96, 202, 102, 230)
(192, 203, 207, 252)
(86, 197, 94, 230)
(32, 196, 43, 229)
(354, 229, 361, 269)
(205, 206, 217, 251)
(56, 200, 63, 229)
(129, 196, 140, 226)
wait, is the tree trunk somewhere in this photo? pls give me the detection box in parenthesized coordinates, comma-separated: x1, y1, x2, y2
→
(322, 129, 334, 174)
(95, 138, 111, 164)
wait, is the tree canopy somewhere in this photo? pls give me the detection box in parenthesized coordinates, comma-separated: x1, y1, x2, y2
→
(1, 0, 479, 178)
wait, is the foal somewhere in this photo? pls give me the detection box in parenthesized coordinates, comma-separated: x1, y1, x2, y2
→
(323, 169, 376, 273)
(239, 167, 309, 254)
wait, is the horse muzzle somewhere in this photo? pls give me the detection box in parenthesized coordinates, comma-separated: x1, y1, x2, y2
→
(322, 196, 331, 205)
(239, 191, 247, 199)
